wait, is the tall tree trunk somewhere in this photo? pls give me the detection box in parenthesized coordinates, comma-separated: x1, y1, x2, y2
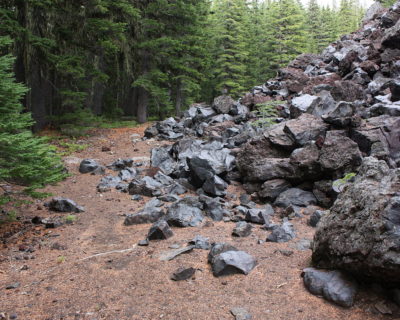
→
(175, 79, 184, 117)
(137, 87, 148, 123)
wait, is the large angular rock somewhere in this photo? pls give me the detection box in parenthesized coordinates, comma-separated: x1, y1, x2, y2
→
(274, 188, 317, 208)
(312, 157, 400, 285)
(79, 159, 104, 174)
(46, 198, 84, 213)
(290, 94, 321, 118)
(266, 221, 296, 243)
(212, 95, 236, 114)
(124, 200, 164, 225)
(150, 146, 176, 175)
(245, 206, 273, 224)
(107, 158, 134, 171)
(166, 196, 204, 227)
(319, 131, 362, 172)
(289, 143, 321, 178)
(322, 101, 355, 127)
(97, 175, 122, 192)
(118, 167, 137, 181)
(239, 158, 298, 183)
(232, 222, 252, 237)
(202, 175, 228, 197)
(211, 251, 257, 276)
(303, 268, 358, 308)
(382, 19, 400, 49)
(208, 243, 238, 263)
(283, 114, 329, 146)
(350, 116, 400, 166)
(264, 123, 296, 150)
(147, 220, 173, 240)
(258, 179, 291, 201)
(201, 196, 228, 221)
(128, 176, 163, 197)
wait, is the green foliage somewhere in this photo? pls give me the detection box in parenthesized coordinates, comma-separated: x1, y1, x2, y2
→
(0, 36, 67, 191)
(332, 172, 357, 192)
(65, 215, 77, 224)
(252, 101, 281, 129)
(0, 210, 17, 223)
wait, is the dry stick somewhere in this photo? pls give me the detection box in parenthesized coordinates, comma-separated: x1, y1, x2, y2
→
(78, 245, 137, 261)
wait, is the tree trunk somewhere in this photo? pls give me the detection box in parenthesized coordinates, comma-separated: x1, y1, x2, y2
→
(175, 80, 184, 117)
(137, 87, 148, 123)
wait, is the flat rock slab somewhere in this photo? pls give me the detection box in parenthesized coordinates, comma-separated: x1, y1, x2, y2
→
(230, 307, 252, 320)
(158, 245, 195, 261)
(171, 267, 196, 281)
(212, 250, 257, 276)
(303, 267, 358, 308)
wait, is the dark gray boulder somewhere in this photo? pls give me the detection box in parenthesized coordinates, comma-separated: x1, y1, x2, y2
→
(201, 196, 228, 221)
(382, 18, 400, 49)
(303, 268, 358, 308)
(266, 221, 295, 243)
(118, 167, 137, 181)
(150, 145, 176, 175)
(147, 220, 174, 240)
(128, 176, 163, 197)
(208, 243, 238, 263)
(308, 210, 328, 227)
(232, 221, 252, 237)
(189, 235, 211, 250)
(274, 188, 317, 208)
(240, 158, 298, 183)
(166, 196, 204, 227)
(46, 198, 84, 213)
(211, 251, 257, 276)
(322, 101, 355, 127)
(124, 206, 164, 225)
(107, 158, 134, 171)
(245, 206, 273, 224)
(202, 175, 228, 197)
(350, 116, 400, 166)
(79, 159, 104, 174)
(171, 267, 195, 281)
(312, 157, 400, 285)
(97, 175, 122, 192)
(258, 179, 291, 201)
(389, 79, 400, 101)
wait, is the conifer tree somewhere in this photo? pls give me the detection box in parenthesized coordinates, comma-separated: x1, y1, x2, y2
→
(0, 36, 66, 191)
(264, 0, 307, 75)
(211, 0, 250, 97)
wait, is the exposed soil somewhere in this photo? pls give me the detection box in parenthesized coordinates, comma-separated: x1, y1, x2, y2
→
(0, 124, 395, 320)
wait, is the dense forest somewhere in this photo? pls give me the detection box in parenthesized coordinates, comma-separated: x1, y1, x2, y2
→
(0, 0, 368, 131)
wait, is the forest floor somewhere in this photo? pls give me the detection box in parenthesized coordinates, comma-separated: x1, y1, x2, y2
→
(0, 124, 396, 320)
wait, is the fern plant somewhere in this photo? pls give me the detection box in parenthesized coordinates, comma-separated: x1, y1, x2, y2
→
(252, 100, 280, 129)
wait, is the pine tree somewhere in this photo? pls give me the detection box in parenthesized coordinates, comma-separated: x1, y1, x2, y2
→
(264, 0, 307, 75)
(0, 36, 66, 191)
(211, 0, 250, 97)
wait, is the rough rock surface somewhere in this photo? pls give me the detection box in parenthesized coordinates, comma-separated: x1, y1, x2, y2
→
(312, 157, 400, 284)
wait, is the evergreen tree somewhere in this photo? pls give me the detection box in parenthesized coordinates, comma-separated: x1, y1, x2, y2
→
(211, 0, 250, 97)
(264, 0, 307, 75)
(0, 36, 66, 191)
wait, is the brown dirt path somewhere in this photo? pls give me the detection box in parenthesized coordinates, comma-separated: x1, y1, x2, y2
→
(0, 124, 393, 320)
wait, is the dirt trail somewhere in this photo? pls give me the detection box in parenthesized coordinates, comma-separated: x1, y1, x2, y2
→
(0, 124, 391, 320)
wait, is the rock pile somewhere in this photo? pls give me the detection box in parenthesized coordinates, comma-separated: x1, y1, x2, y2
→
(72, 0, 400, 309)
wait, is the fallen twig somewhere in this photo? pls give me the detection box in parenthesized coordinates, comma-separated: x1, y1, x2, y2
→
(79, 245, 137, 261)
